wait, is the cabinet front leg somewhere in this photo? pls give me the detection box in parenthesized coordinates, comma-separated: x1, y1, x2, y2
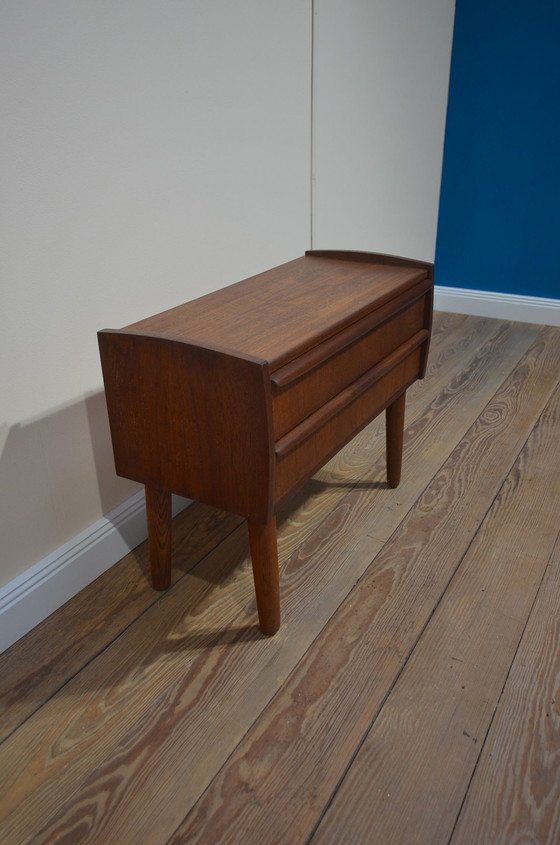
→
(386, 391, 406, 488)
(145, 486, 172, 590)
(248, 517, 281, 636)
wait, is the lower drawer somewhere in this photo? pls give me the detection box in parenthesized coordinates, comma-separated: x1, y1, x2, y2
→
(274, 346, 423, 504)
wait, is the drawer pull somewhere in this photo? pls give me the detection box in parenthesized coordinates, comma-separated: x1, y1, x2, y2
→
(275, 329, 429, 458)
(271, 278, 431, 389)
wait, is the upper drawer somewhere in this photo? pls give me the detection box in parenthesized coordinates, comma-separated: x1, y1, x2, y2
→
(271, 286, 430, 440)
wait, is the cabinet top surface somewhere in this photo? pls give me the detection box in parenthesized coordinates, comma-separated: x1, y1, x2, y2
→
(125, 254, 430, 369)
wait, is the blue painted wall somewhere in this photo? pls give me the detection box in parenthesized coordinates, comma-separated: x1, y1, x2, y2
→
(435, 0, 560, 298)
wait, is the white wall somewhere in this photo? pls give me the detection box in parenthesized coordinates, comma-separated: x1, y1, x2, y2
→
(0, 1, 311, 588)
(312, 0, 455, 262)
(1, 1, 456, 649)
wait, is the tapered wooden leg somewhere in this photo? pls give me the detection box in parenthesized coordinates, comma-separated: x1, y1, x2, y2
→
(145, 486, 172, 590)
(386, 391, 406, 489)
(248, 517, 281, 635)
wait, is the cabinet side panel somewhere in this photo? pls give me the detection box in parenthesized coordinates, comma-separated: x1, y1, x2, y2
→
(98, 331, 274, 522)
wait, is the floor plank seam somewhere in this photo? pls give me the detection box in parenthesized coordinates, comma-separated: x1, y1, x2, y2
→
(306, 382, 553, 841)
(0, 519, 245, 748)
(199, 329, 559, 840)
(303, 485, 505, 840)
(160, 482, 406, 842)
(446, 551, 554, 844)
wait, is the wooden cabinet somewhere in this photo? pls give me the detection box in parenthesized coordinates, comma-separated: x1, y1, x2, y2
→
(98, 250, 433, 634)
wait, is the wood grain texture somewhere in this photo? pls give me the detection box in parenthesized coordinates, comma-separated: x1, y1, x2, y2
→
(0, 313, 466, 740)
(271, 291, 427, 437)
(0, 502, 242, 742)
(274, 333, 427, 458)
(274, 347, 422, 502)
(0, 311, 479, 744)
(2, 316, 559, 845)
(98, 332, 275, 521)
(1, 317, 532, 844)
(451, 519, 560, 843)
(126, 253, 429, 370)
(312, 380, 560, 845)
(0, 314, 472, 747)
(162, 328, 560, 844)
(100, 253, 432, 632)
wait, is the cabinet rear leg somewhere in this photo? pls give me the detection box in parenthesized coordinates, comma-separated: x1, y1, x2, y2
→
(386, 391, 406, 488)
(145, 486, 172, 590)
(248, 517, 280, 635)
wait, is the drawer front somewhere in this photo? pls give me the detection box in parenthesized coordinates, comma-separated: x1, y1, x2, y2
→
(271, 294, 427, 440)
(274, 345, 423, 504)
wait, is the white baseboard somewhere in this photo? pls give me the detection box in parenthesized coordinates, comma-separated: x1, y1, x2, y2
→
(0, 491, 190, 654)
(434, 285, 560, 326)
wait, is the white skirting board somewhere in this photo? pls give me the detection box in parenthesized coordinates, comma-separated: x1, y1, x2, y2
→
(434, 285, 560, 326)
(0, 491, 190, 654)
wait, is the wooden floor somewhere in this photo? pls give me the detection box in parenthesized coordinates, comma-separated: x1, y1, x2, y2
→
(1, 312, 560, 845)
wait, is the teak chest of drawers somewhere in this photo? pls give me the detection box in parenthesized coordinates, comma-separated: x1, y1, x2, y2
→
(98, 250, 433, 634)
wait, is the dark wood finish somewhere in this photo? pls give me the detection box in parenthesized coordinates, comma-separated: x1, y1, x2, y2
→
(248, 518, 280, 636)
(145, 487, 172, 590)
(97, 334, 275, 522)
(98, 251, 434, 633)
(386, 391, 406, 488)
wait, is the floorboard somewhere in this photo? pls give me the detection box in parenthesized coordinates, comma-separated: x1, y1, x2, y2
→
(451, 500, 560, 843)
(311, 380, 560, 845)
(0, 314, 559, 845)
(167, 324, 560, 845)
(0, 502, 243, 742)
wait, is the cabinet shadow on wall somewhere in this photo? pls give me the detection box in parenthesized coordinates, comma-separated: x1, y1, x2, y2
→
(0, 390, 142, 588)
